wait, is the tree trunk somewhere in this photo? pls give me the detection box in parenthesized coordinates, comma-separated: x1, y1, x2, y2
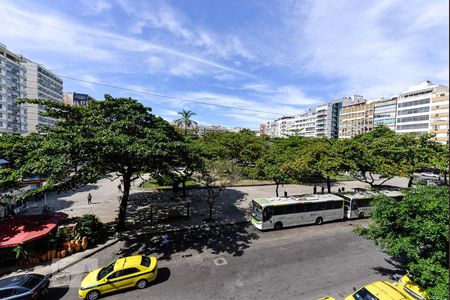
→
(408, 176, 414, 188)
(275, 183, 279, 197)
(209, 202, 213, 221)
(117, 172, 131, 231)
(182, 179, 186, 197)
(326, 176, 331, 193)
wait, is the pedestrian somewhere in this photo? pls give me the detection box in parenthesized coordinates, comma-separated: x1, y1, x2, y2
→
(313, 185, 317, 194)
(87, 193, 92, 205)
(342, 187, 345, 192)
(321, 186, 325, 194)
(162, 233, 170, 257)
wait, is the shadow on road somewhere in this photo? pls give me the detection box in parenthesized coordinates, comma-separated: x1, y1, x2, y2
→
(46, 286, 70, 299)
(372, 258, 405, 281)
(118, 223, 259, 258)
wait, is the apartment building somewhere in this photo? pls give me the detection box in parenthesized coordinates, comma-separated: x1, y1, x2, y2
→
(396, 81, 446, 136)
(339, 96, 374, 139)
(373, 97, 397, 131)
(23, 61, 63, 133)
(0, 43, 27, 134)
(315, 103, 331, 137)
(265, 116, 294, 138)
(63, 92, 92, 107)
(289, 109, 316, 137)
(315, 100, 342, 138)
(430, 86, 449, 144)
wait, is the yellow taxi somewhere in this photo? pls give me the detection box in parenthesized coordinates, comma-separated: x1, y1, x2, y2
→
(395, 273, 428, 300)
(344, 281, 409, 300)
(78, 255, 158, 300)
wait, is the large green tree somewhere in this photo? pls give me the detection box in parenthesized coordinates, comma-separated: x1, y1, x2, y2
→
(356, 185, 449, 299)
(8, 96, 186, 230)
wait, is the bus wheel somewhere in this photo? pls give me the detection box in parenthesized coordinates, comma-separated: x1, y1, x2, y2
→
(315, 217, 323, 225)
(274, 222, 283, 230)
(358, 212, 364, 219)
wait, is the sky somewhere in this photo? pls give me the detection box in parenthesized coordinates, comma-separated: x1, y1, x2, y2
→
(0, 0, 448, 129)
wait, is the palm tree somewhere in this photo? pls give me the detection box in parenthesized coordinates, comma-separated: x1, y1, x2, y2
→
(175, 109, 197, 135)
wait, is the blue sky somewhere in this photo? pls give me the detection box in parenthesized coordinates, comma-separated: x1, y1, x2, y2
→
(0, 0, 448, 129)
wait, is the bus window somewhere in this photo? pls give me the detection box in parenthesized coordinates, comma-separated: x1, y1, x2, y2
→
(305, 203, 316, 212)
(296, 204, 305, 213)
(263, 207, 273, 221)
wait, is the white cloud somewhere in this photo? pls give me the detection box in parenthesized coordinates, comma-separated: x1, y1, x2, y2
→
(116, 0, 255, 61)
(80, 0, 112, 15)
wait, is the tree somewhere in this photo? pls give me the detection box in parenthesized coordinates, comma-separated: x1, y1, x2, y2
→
(12, 96, 186, 230)
(193, 159, 240, 222)
(256, 141, 293, 197)
(356, 185, 449, 299)
(310, 139, 345, 192)
(174, 109, 197, 135)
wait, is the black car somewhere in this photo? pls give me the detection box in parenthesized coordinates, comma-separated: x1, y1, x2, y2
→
(0, 273, 50, 299)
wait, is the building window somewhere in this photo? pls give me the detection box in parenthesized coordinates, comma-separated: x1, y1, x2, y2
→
(398, 98, 430, 108)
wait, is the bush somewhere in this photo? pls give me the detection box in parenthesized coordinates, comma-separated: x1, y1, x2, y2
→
(74, 214, 103, 244)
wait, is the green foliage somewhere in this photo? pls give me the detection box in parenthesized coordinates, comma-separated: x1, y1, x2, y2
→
(12, 245, 29, 260)
(174, 109, 197, 135)
(74, 214, 103, 244)
(4, 96, 187, 230)
(357, 185, 449, 298)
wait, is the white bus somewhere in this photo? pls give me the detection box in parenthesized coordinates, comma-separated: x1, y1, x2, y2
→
(338, 189, 404, 219)
(250, 194, 345, 230)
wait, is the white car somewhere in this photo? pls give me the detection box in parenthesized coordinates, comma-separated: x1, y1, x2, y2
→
(420, 172, 440, 178)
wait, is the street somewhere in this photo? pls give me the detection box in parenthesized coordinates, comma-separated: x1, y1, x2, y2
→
(47, 219, 404, 300)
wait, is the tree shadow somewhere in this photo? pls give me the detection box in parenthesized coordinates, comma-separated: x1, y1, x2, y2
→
(46, 286, 70, 300)
(118, 222, 259, 259)
(372, 258, 406, 281)
(116, 187, 258, 257)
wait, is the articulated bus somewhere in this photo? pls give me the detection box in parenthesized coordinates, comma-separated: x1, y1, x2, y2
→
(250, 190, 404, 230)
(250, 194, 345, 230)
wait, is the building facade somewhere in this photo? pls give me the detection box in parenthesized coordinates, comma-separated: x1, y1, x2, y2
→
(396, 81, 445, 136)
(23, 61, 63, 133)
(265, 116, 294, 138)
(0, 43, 27, 134)
(430, 86, 449, 144)
(289, 109, 316, 137)
(339, 96, 374, 139)
(63, 92, 92, 107)
(315, 103, 331, 137)
(373, 98, 397, 131)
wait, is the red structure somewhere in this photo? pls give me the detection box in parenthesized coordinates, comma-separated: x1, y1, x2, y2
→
(0, 212, 67, 248)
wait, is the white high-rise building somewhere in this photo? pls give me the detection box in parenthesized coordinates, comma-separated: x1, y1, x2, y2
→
(0, 43, 27, 134)
(396, 81, 446, 135)
(315, 103, 332, 137)
(430, 86, 449, 144)
(23, 61, 63, 133)
(289, 109, 316, 137)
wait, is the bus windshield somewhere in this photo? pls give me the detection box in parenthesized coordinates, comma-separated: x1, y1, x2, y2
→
(251, 201, 263, 221)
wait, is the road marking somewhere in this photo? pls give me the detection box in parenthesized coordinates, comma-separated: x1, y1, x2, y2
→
(213, 257, 228, 266)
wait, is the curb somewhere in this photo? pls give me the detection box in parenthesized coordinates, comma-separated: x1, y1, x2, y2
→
(49, 238, 120, 276)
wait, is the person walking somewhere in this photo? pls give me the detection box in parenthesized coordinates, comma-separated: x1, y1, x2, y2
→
(162, 233, 170, 257)
(321, 186, 325, 194)
(313, 185, 317, 194)
(87, 193, 92, 205)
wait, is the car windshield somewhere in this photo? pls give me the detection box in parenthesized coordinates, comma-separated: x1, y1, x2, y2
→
(22, 275, 42, 290)
(97, 262, 115, 281)
(251, 201, 262, 221)
(353, 287, 379, 300)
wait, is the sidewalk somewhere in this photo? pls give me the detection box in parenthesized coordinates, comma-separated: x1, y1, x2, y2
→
(0, 238, 119, 278)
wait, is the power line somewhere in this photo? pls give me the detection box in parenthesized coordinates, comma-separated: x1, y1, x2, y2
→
(55, 75, 286, 116)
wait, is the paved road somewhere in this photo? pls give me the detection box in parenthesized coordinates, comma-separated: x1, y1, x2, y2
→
(46, 219, 404, 300)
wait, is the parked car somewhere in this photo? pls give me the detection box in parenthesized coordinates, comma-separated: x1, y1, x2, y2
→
(78, 255, 158, 300)
(395, 273, 428, 300)
(0, 273, 50, 299)
(346, 280, 413, 300)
